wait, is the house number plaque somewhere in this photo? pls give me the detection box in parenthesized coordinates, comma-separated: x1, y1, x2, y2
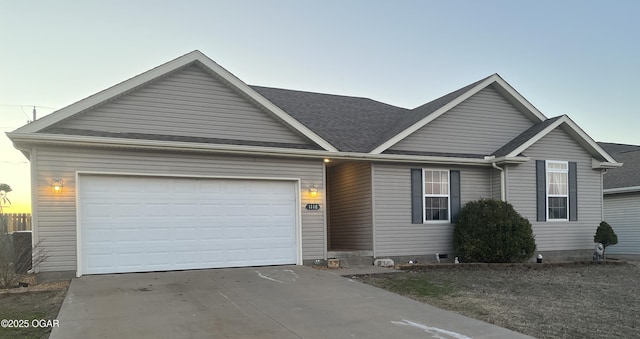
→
(305, 204, 321, 210)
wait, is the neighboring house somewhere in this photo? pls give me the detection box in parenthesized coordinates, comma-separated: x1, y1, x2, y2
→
(7, 51, 620, 277)
(599, 142, 640, 256)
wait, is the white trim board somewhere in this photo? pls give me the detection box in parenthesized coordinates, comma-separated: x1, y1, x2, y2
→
(9, 131, 531, 167)
(504, 115, 619, 164)
(14, 50, 338, 152)
(370, 74, 548, 154)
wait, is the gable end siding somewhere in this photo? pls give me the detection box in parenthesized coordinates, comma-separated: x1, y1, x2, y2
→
(507, 128, 603, 251)
(389, 86, 535, 155)
(53, 65, 310, 146)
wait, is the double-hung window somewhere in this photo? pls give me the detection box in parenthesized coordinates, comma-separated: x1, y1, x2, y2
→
(423, 169, 450, 222)
(546, 161, 568, 220)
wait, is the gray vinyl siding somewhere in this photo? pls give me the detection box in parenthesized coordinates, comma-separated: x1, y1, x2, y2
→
(372, 163, 490, 256)
(54, 64, 309, 145)
(507, 128, 603, 251)
(327, 162, 372, 250)
(604, 193, 640, 255)
(389, 86, 535, 155)
(491, 168, 502, 200)
(32, 145, 325, 273)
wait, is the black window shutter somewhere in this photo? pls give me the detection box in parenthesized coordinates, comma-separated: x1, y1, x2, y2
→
(411, 169, 423, 224)
(569, 162, 578, 221)
(450, 170, 461, 223)
(536, 160, 546, 222)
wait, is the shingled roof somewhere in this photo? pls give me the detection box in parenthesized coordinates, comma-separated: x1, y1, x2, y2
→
(492, 116, 562, 157)
(252, 77, 491, 153)
(598, 142, 640, 155)
(372, 76, 491, 150)
(599, 142, 640, 190)
(9, 51, 619, 166)
(251, 86, 408, 152)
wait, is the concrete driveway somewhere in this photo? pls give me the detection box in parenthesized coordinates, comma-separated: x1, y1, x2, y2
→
(50, 266, 532, 339)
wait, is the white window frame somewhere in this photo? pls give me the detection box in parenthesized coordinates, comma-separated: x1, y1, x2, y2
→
(546, 160, 569, 221)
(422, 169, 451, 223)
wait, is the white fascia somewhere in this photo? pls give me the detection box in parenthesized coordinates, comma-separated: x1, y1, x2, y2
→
(491, 75, 547, 122)
(12, 50, 338, 152)
(504, 118, 566, 158)
(490, 156, 531, 164)
(193, 52, 338, 152)
(592, 158, 623, 169)
(13, 51, 205, 134)
(370, 74, 547, 155)
(506, 115, 620, 165)
(8, 132, 507, 166)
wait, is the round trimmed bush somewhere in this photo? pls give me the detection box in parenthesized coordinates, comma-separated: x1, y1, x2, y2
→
(594, 221, 618, 258)
(453, 199, 536, 263)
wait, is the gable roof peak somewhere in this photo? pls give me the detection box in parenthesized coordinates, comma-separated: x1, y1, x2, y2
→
(493, 114, 618, 164)
(11, 50, 339, 152)
(369, 73, 547, 154)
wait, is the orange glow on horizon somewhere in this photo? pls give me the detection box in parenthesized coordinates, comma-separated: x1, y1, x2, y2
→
(0, 203, 31, 214)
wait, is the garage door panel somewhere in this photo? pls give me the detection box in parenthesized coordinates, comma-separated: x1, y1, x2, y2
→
(79, 175, 298, 275)
(172, 180, 197, 191)
(142, 205, 171, 216)
(85, 254, 113, 271)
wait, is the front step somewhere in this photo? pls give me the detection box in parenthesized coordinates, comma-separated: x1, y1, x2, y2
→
(327, 250, 374, 267)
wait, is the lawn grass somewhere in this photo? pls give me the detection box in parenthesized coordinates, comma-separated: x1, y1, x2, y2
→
(355, 262, 640, 339)
(0, 289, 67, 339)
(366, 273, 455, 299)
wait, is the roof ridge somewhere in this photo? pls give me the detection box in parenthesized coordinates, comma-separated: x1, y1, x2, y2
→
(615, 148, 640, 155)
(597, 141, 640, 155)
(252, 85, 408, 152)
(410, 75, 493, 111)
(598, 141, 640, 147)
(249, 85, 408, 109)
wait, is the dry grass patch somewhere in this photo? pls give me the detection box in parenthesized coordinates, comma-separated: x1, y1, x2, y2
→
(0, 275, 69, 339)
(355, 261, 639, 339)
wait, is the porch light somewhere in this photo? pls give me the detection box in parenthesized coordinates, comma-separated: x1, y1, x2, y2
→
(51, 178, 63, 193)
(309, 184, 318, 198)
(323, 158, 330, 163)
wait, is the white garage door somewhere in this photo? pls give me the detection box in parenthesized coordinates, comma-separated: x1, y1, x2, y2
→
(79, 175, 298, 275)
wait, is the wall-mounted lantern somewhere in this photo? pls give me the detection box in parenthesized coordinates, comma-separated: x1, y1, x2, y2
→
(309, 184, 318, 198)
(51, 178, 64, 193)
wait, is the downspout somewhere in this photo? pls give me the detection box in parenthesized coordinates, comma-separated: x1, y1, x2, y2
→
(492, 162, 506, 201)
(601, 169, 607, 221)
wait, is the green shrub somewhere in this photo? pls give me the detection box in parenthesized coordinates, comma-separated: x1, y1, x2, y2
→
(594, 221, 618, 259)
(453, 199, 536, 263)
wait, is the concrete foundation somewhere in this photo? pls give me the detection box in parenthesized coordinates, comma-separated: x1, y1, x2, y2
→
(327, 250, 374, 267)
(37, 270, 76, 283)
(529, 249, 593, 263)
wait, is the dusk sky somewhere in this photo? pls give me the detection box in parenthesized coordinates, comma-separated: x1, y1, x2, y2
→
(1, 1, 639, 212)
